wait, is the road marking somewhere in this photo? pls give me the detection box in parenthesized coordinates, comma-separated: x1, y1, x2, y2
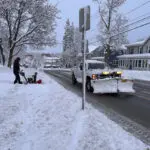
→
(142, 90, 150, 95)
(135, 82, 150, 87)
(133, 93, 150, 101)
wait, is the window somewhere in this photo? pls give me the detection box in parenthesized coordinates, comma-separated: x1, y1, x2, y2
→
(122, 60, 124, 66)
(130, 48, 134, 54)
(136, 60, 138, 67)
(88, 63, 105, 70)
(121, 60, 123, 66)
(139, 47, 143, 54)
(142, 60, 145, 68)
(138, 60, 141, 68)
(144, 60, 148, 68)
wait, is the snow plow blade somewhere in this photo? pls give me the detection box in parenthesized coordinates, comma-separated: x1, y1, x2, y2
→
(118, 79, 135, 93)
(91, 78, 135, 94)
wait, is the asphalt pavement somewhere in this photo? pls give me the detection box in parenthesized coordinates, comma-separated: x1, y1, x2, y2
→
(45, 70, 150, 145)
(134, 80, 150, 100)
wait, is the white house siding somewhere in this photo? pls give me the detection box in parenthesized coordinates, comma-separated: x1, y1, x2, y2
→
(143, 40, 150, 53)
(118, 37, 150, 71)
(118, 54, 150, 71)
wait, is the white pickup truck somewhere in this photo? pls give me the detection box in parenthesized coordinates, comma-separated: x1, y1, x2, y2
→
(72, 60, 135, 94)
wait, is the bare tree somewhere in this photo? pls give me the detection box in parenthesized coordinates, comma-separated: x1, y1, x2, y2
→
(0, 44, 5, 65)
(0, 0, 59, 67)
(93, 0, 127, 65)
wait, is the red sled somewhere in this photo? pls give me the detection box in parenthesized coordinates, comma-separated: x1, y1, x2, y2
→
(36, 79, 42, 84)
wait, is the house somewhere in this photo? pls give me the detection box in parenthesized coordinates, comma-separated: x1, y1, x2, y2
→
(89, 45, 125, 67)
(117, 37, 150, 71)
(43, 56, 61, 68)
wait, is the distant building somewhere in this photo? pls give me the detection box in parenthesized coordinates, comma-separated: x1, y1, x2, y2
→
(43, 56, 61, 68)
(117, 37, 150, 71)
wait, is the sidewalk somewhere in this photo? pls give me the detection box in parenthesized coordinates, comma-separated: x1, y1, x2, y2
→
(0, 67, 149, 150)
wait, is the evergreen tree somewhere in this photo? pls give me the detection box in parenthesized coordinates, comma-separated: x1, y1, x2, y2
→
(63, 19, 71, 52)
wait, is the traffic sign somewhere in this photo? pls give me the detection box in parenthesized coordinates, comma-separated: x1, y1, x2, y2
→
(79, 6, 90, 32)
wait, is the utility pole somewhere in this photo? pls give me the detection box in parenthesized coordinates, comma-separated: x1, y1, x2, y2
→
(79, 6, 90, 110)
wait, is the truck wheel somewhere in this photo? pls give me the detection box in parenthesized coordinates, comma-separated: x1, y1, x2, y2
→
(86, 79, 94, 93)
(72, 73, 77, 85)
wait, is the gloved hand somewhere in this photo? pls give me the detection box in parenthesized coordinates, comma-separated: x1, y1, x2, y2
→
(20, 70, 25, 76)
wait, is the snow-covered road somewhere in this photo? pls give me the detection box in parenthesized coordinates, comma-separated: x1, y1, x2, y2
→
(0, 66, 149, 150)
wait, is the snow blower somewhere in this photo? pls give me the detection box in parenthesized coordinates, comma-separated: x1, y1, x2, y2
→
(20, 70, 42, 84)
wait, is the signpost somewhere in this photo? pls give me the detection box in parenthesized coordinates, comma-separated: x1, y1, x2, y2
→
(79, 6, 90, 110)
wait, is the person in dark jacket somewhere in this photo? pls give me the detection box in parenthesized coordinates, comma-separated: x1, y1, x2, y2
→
(13, 57, 22, 84)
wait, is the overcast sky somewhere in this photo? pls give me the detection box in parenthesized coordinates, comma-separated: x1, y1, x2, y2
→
(44, 0, 150, 53)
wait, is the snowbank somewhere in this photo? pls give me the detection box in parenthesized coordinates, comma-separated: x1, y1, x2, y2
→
(0, 67, 149, 150)
(43, 68, 71, 72)
(122, 70, 150, 81)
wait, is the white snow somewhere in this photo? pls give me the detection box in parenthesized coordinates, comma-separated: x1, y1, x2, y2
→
(88, 45, 99, 52)
(118, 53, 150, 58)
(121, 70, 150, 81)
(0, 66, 149, 150)
(91, 57, 105, 61)
(43, 57, 60, 60)
(86, 60, 105, 64)
(43, 68, 71, 72)
(125, 40, 145, 47)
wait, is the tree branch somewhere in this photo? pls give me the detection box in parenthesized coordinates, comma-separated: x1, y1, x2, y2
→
(14, 26, 38, 44)
(5, 10, 12, 46)
(13, 47, 23, 57)
(96, 0, 108, 29)
(13, 2, 24, 41)
(20, 16, 34, 23)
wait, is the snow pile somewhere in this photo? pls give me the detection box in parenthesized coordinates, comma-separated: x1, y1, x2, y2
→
(118, 53, 150, 58)
(0, 66, 14, 97)
(0, 67, 149, 150)
(122, 70, 150, 81)
(43, 68, 71, 72)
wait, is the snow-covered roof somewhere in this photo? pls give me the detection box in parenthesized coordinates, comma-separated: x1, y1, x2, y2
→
(91, 57, 104, 60)
(88, 45, 101, 52)
(44, 57, 60, 60)
(125, 40, 145, 47)
(117, 53, 150, 59)
(86, 60, 105, 64)
(119, 45, 127, 50)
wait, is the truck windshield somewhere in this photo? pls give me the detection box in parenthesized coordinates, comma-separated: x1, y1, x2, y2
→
(88, 63, 105, 69)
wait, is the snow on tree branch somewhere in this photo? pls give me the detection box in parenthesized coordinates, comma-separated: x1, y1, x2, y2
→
(0, 0, 59, 67)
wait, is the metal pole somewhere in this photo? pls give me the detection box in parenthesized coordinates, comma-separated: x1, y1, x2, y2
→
(82, 8, 87, 110)
(82, 29, 84, 110)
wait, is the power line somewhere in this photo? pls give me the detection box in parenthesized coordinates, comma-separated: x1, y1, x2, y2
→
(90, 0, 150, 29)
(89, 21, 150, 45)
(55, 0, 67, 5)
(125, 0, 150, 15)
(90, 0, 150, 22)
(90, 14, 150, 33)
(128, 11, 150, 22)
(122, 15, 150, 28)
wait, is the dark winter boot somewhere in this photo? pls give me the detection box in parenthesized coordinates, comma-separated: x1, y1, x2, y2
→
(14, 81, 17, 84)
